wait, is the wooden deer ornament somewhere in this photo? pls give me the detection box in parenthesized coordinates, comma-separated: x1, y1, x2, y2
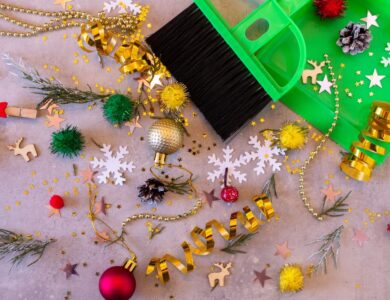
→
(208, 262, 232, 288)
(302, 60, 326, 84)
(8, 137, 38, 162)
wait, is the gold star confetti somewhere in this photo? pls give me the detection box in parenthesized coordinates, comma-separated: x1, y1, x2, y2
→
(54, 0, 73, 9)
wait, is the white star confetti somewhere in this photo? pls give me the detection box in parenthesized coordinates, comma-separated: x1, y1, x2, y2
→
(366, 69, 385, 88)
(207, 146, 247, 185)
(385, 42, 390, 52)
(244, 136, 285, 175)
(91, 144, 136, 186)
(317, 75, 333, 94)
(361, 11, 379, 29)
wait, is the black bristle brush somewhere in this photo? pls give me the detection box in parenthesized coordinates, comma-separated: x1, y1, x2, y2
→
(147, 0, 306, 141)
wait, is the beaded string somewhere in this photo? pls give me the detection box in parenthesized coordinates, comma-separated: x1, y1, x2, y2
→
(298, 54, 341, 221)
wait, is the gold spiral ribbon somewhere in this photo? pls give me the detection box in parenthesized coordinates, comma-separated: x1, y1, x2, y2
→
(340, 101, 390, 181)
(77, 8, 152, 75)
(146, 194, 274, 283)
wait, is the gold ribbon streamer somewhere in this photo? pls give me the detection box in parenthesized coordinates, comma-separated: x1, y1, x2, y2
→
(146, 194, 274, 283)
(78, 21, 151, 75)
(340, 101, 390, 181)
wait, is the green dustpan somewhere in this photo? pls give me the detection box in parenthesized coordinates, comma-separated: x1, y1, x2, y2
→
(264, 0, 390, 165)
(194, 0, 307, 101)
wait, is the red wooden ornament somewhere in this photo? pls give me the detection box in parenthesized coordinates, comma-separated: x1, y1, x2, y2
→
(0, 102, 8, 118)
(49, 195, 65, 209)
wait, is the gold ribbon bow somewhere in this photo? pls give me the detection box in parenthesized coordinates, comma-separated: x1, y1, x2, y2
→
(146, 194, 274, 283)
(341, 101, 390, 181)
(78, 21, 151, 75)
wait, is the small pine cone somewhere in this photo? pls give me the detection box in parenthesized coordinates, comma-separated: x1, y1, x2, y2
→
(336, 22, 372, 55)
(138, 178, 168, 204)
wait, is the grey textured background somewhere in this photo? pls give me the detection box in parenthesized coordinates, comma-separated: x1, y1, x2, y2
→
(0, 1, 389, 299)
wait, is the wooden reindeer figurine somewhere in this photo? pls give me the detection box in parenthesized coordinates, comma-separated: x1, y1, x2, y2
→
(301, 60, 326, 84)
(8, 137, 38, 162)
(208, 262, 232, 288)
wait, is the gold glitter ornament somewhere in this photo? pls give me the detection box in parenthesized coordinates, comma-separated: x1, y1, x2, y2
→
(148, 118, 183, 165)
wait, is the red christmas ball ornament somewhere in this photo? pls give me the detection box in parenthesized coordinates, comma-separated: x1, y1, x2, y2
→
(49, 194, 65, 209)
(99, 259, 137, 300)
(314, 0, 346, 19)
(220, 168, 239, 203)
(387, 224, 390, 232)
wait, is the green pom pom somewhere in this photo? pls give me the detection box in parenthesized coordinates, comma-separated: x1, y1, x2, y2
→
(50, 125, 85, 158)
(103, 94, 134, 125)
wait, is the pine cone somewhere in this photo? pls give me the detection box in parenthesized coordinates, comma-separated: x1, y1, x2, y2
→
(138, 178, 168, 203)
(336, 22, 372, 55)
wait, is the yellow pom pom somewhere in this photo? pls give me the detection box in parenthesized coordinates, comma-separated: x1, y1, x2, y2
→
(278, 122, 308, 150)
(159, 82, 189, 112)
(279, 264, 304, 293)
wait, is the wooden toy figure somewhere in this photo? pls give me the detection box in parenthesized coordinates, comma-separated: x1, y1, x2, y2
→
(208, 262, 232, 288)
(0, 102, 37, 119)
(8, 137, 38, 162)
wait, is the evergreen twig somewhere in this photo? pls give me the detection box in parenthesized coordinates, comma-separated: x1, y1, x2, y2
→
(0, 229, 56, 267)
(307, 225, 344, 274)
(220, 232, 258, 254)
(262, 173, 277, 199)
(2, 54, 110, 108)
(319, 192, 351, 218)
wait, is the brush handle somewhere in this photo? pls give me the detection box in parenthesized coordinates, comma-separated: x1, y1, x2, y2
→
(194, 0, 307, 100)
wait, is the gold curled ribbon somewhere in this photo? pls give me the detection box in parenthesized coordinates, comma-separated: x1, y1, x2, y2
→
(78, 21, 151, 75)
(341, 101, 390, 181)
(146, 194, 274, 283)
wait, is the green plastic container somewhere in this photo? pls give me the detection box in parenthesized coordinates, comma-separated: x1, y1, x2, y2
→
(274, 0, 390, 165)
(194, 0, 307, 100)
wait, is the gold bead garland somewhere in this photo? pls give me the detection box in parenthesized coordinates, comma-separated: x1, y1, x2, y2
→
(298, 54, 340, 221)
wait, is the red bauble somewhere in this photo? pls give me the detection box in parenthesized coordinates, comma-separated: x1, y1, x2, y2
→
(220, 186, 239, 203)
(314, 0, 346, 19)
(387, 224, 390, 232)
(49, 195, 65, 209)
(99, 266, 136, 300)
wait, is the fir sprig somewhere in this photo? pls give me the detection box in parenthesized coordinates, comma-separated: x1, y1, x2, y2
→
(319, 191, 351, 218)
(307, 225, 344, 273)
(262, 173, 277, 199)
(2, 54, 110, 108)
(220, 232, 258, 254)
(0, 229, 56, 267)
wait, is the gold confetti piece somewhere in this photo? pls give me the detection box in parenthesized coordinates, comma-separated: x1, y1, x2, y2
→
(4, 205, 11, 211)
(23, 190, 29, 196)
(73, 187, 79, 196)
(53, 178, 59, 184)
(42, 36, 48, 42)
(260, 118, 265, 123)
(343, 219, 349, 224)
(355, 283, 362, 289)
(384, 210, 389, 216)
(29, 184, 35, 189)
(63, 33, 68, 39)
(73, 59, 79, 64)
(71, 232, 77, 238)
(80, 154, 85, 159)
(48, 187, 53, 193)
(64, 191, 70, 197)
(15, 201, 21, 206)
(147, 23, 152, 28)
(42, 180, 48, 185)
(251, 121, 257, 126)
(271, 104, 276, 109)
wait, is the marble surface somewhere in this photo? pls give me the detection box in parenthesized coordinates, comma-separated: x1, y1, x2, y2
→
(0, 1, 389, 300)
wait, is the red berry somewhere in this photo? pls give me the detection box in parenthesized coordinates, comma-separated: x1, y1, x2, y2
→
(49, 195, 65, 209)
(220, 186, 239, 203)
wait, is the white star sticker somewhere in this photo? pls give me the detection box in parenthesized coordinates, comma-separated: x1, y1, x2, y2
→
(381, 57, 390, 68)
(386, 42, 390, 52)
(361, 11, 379, 29)
(317, 75, 333, 94)
(149, 74, 163, 89)
(366, 69, 385, 88)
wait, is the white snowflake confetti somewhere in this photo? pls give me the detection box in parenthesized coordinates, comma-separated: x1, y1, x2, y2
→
(244, 136, 285, 175)
(103, 0, 141, 14)
(207, 146, 247, 185)
(386, 42, 390, 52)
(91, 144, 135, 186)
(381, 57, 390, 68)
